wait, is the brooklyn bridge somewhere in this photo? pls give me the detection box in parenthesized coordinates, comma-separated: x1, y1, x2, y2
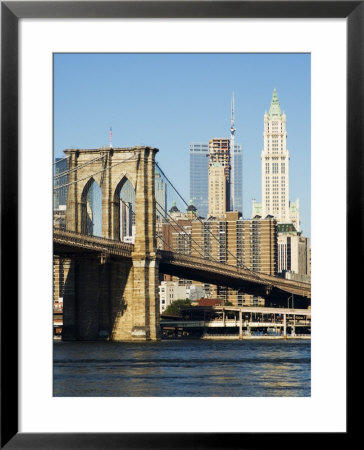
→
(53, 146, 311, 341)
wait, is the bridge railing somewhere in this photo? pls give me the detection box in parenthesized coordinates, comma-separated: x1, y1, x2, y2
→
(158, 250, 268, 285)
(158, 250, 311, 297)
(53, 227, 134, 257)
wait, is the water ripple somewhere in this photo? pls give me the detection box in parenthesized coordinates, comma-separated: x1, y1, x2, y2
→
(53, 340, 311, 397)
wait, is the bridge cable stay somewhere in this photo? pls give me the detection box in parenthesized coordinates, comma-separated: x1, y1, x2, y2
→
(114, 194, 205, 258)
(115, 197, 205, 260)
(155, 224, 208, 267)
(53, 155, 70, 165)
(155, 208, 192, 254)
(155, 201, 207, 258)
(53, 152, 138, 191)
(155, 161, 264, 282)
(54, 154, 106, 180)
(155, 199, 245, 264)
(156, 200, 264, 283)
(155, 231, 176, 253)
(155, 201, 208, 260)
(155, 226, 225, 287)
(155, 201, 270, 297)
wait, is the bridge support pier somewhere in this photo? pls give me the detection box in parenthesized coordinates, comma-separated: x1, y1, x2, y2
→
(55, 253, 160, 341)
(57, 146, 161, 341)
(110, 254, 160, 341)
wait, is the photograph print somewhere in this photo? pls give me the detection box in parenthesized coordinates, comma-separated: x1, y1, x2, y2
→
(53, 53, 311, 397)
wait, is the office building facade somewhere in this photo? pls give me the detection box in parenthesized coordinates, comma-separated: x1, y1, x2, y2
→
(190, 141, 243, 219)
(232, 143, 243, 214)
(253, 89, 301, 231)
(208, 162, 227, 218)
(159, 280, 188, 313)
(157, 211, 277, 306)
(261, 89, 290, 223)
(277, 223, 310, 282)
(155, 170, 167, 222)
(189, 143, 209, 218)
(208, 138, 231, 214)
(54, 157, 69, 210)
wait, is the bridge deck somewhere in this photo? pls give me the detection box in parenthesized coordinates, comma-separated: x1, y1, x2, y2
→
(53, 229, 311, 300)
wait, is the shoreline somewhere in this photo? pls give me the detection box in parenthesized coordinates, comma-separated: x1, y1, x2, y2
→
(201, 335, 310, 340)
(54, 335, 311, 342)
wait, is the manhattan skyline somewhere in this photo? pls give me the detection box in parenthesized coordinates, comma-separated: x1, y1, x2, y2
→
(54, 53, 310, 236)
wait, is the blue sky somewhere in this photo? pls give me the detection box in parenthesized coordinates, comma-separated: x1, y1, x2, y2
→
(54, 53, 310, 237)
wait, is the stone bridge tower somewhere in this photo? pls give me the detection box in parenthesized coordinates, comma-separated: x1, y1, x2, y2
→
(57, 146, 160, 341)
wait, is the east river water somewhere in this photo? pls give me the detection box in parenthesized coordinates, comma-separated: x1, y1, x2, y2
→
(53, 339, 310, 397)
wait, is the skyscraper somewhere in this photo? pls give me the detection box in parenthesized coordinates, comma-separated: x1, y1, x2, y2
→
(53, 157, 69, 229)
(232, 143, 243, 214)
(253, 89, 301, 230)
(208, 162, 227, 218)
(119, 179, 136, 242)
(155, 170, 167, 222)
(208, 138, 230, 215)
(261, 89, 290, 223)
(277, 223, 311, 282)
(54, 157, 69, 209)
(208, 138, 231, 179)
(189, 142, 209, 218)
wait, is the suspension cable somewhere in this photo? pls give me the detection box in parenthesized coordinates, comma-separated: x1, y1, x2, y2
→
(156, 231, 175, 253)
(119, 198, 222, 263)
(117, 196, 207, 260)
(53, 152, 138, 191)
(155, 202, 206, 259)
(155, 200, 220, 261)
(53, 155, 70, 165)
(54, 154, 106, 180)
(156, 200, 219, 262)
(113, 198, 204, 259)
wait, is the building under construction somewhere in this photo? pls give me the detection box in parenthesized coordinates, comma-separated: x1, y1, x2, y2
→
(208, 138, 231, 214)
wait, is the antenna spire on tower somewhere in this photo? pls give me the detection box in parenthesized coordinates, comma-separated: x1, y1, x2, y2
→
(230, 91, 236, 211)
(231, 91, 235, 134)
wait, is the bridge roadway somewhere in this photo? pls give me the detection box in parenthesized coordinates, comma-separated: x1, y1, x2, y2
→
(53, 228, 311, 302)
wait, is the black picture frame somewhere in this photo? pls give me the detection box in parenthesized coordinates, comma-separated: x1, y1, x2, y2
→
(1, 1, 357, 448)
